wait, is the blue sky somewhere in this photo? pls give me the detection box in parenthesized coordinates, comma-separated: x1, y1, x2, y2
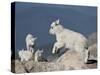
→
(14, 2, 97, 50)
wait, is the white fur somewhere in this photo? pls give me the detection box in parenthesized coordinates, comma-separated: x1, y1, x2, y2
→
(34, 49, 43, 62)
(49, 19, 89, 63)
(25, 34, 37, 52)
(18, 49, 33, 62)
(52, 42, 65, 53)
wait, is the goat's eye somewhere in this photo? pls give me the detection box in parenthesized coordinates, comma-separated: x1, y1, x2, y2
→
(55, 23, 58, 26)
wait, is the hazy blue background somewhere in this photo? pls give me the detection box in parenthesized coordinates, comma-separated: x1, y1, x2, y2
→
(15, 2, 97, 51)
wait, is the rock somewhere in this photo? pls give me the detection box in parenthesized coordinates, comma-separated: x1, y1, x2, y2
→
(57, 47, 97, 69)
(86, 32, 97, 66)
(12, 43, 97, 73)
(11, 60, 26, 73)
(12, 60, 78, 73)
(57, 50, 88, 69)
(29, 62, 66, 72)
(23, 60, 69, 72)
(88, 43, 97, 60)
(23, 60, 34, 72)
(87, 32, 97, 46)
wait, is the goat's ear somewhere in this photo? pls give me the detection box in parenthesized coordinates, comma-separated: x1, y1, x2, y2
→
(56, 19, 59, 24)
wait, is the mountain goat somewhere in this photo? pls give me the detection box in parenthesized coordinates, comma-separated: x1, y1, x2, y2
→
(49, 19, 89, 63)
(34, 49, 48, 62)
(18, 49, 34, 62)
(25, 34, 37, 52)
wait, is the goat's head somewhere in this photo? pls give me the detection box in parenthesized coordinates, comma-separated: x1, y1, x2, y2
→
(49, 19, 60, 35)
(35, 49, 43, 57)
(26, 34, 37, 46)
(49, 19, 63, 35)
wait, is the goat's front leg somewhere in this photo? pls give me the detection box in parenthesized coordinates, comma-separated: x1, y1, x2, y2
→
(84, 50, 89, 63)
(52, 42, 64, 54)
(52, 43, 57, 54)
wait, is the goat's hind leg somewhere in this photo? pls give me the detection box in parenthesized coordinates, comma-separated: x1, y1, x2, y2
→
(82, 49, 89, 64)
(84, 50, 90, 64)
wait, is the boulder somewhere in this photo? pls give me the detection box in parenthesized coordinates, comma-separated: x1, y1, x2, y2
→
(87, 32, 97, 46)
(88, 43, 97, 60)
(11, 60, 26, 73)
(57, 50, 88, 69)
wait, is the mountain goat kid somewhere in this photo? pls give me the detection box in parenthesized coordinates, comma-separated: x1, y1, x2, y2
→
(25, 34, 37, 52)
(34, 49, 48, 62)
(49, 19, 89, 63)
(18, 49, 34, 62)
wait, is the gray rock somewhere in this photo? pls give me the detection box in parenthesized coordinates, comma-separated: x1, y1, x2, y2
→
(88, 43, 97, 60)
(87, 32, 97, 46)
(12, 45, 97, 73)
(29, 62, 66, 72)
(12, 60, 77, 73)
(57, 50, 88, 70)
(23, 60, 71, 72)
(12, 60, 26, 73)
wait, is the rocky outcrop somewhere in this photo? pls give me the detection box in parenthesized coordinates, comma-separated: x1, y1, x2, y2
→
(12, 49, 97, 73)
(87, 32, 97, 61)
(88, 43, 97, 60)
(57, 50, 88, 69)
(11, 60, 26, 73)
(87, 32, 97, 46)
(12, 46, 97, 73)
(11, 32, 97, 73)
(25, 61, 66, 72)
(12, 60, 72, 73)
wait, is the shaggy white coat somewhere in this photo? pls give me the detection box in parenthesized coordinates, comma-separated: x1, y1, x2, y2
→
(49, 19, 89, 63)
(18, 49, 33, 62)
(34, 49, 43, 62)
(25, 34, 37, 52)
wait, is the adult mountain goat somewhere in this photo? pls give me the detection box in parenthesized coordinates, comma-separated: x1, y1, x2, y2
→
(49, 19, 89, 63)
